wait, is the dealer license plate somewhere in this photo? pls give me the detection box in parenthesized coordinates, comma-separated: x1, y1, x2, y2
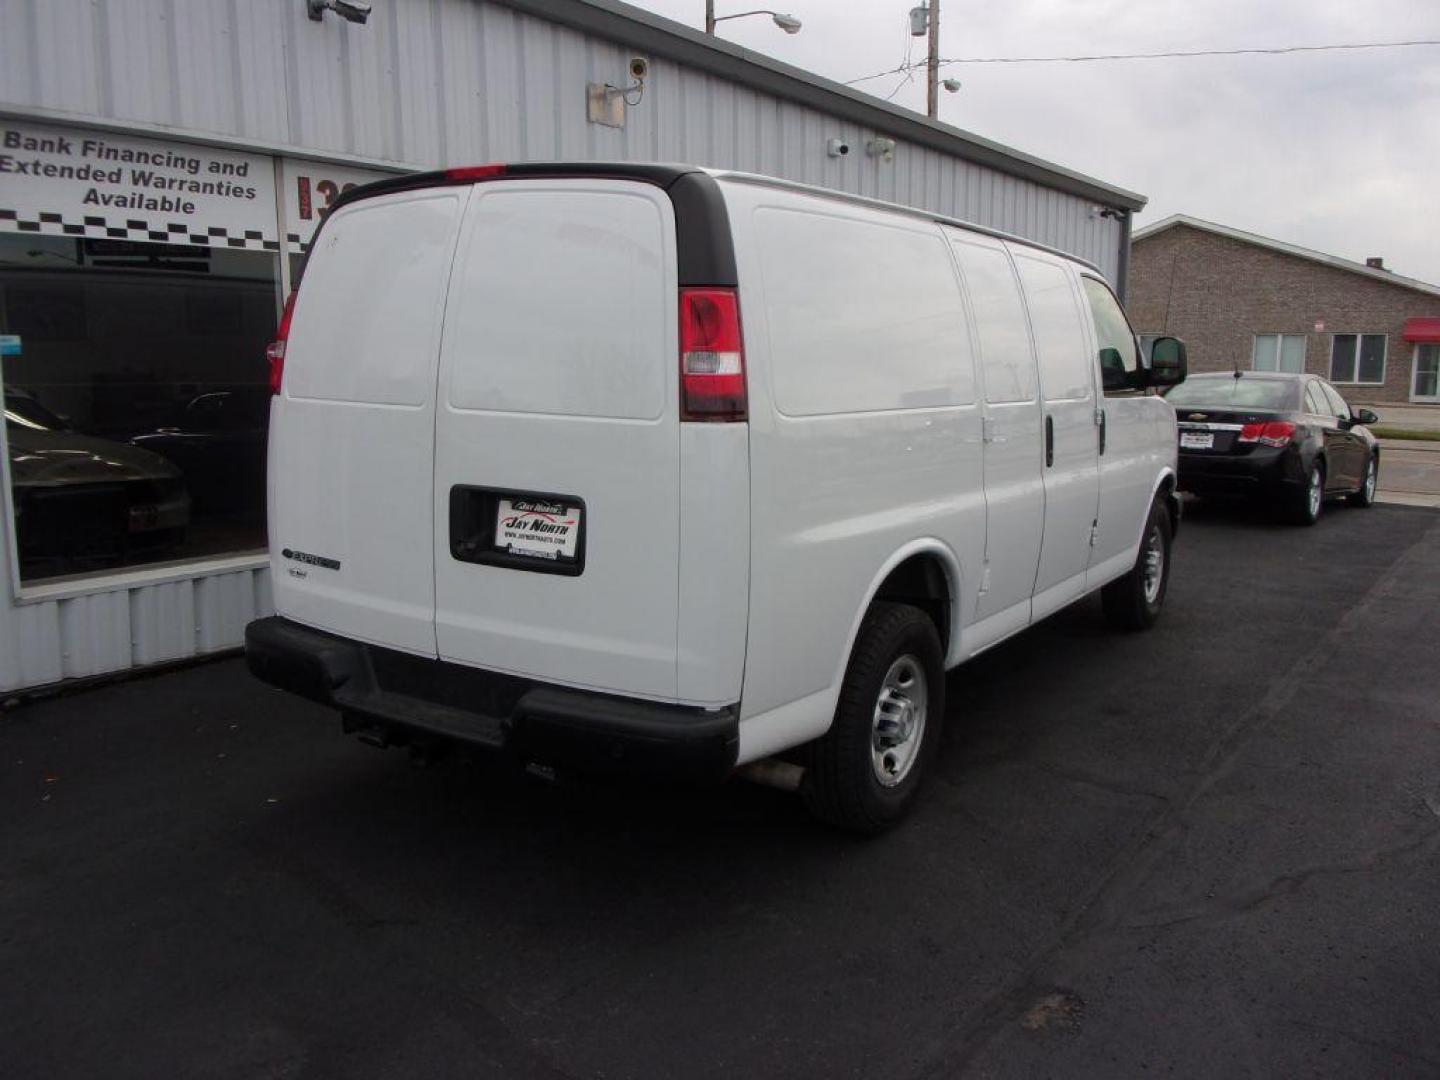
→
(1179, 431, 1214, 450)
(495, 498, 582, 561)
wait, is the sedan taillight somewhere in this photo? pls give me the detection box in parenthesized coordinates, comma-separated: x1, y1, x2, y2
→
(1238, 420, 1297, 448)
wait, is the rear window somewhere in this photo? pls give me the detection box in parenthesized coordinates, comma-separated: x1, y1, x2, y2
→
(286, 191, 465, 406)
(445, 187, 669, 421)
(1165, 377, 1298, 411)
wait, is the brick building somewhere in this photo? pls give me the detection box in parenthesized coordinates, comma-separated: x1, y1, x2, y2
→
(1129, 215, 1440, 405)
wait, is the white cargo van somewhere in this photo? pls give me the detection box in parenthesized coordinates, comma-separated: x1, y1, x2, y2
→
(246, 163, 1187, 832)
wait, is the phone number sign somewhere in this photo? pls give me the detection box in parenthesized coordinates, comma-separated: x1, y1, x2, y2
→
(279, 159, 398, 251)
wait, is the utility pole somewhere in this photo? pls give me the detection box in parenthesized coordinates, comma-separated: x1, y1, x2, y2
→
(705, 0, 715, 34)
(926, 0, 940, 118)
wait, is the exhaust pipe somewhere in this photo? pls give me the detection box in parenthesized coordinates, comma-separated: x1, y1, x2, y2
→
(736, 758, 805, 792)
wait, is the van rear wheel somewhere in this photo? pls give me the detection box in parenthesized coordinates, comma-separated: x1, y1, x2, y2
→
(802, 601, 945, 834)
(1101, 496, 1172, 631)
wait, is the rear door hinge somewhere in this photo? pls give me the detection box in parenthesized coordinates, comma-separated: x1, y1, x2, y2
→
(1089, 521, 1099, 547)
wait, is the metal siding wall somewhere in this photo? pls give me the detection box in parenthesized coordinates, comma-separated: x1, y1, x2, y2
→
(1, 0, 1121, 274)
(0, 0, 1122, 693)
(0, 559, 272, 694)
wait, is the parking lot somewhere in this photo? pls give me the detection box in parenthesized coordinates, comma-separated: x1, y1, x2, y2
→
(3, 501, 1439, 1079)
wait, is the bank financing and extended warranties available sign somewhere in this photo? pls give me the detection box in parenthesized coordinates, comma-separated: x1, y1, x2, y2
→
(0, 120, 278, 252)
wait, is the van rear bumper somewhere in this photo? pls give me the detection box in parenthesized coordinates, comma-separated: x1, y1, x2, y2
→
(244, 616, 739, 782)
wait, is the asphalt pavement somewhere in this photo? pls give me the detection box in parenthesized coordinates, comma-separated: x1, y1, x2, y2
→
(4, 501, 1440, 1079)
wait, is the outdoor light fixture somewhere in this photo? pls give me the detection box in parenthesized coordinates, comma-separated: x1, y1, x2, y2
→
(706, 6, 802, 35)
(942, 78, 961, 93)
(307, 0, 372, 24)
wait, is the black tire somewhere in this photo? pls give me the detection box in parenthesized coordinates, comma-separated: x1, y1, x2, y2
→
(802, 601, 945, 834)
(1289, 461, 1325, 526)
(1348, 453, 1378, 508)
(1102, 496, 1172, 631)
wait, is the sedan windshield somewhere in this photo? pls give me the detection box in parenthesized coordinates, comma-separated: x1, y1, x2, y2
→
(4, 392, 68, 432)
(1165, 377, 1298, 411)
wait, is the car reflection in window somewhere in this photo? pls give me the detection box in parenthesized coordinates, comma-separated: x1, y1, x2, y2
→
(5, 387, 191, 578)
(129, 388, 269, 520)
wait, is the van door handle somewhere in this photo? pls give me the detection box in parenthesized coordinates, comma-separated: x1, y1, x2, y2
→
(1097, 408, 1107, 455)
(1045, 414, 1055, 467)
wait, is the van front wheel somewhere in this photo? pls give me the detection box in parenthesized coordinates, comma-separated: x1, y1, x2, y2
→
(1101, 497, 1172, 631)
(803, 601, 945, 834)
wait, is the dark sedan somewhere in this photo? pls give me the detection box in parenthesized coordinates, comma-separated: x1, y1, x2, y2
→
(1163, 371, 1379, 525)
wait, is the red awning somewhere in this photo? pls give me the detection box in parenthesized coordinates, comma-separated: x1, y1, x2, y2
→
(1402, 317, 1440, 343)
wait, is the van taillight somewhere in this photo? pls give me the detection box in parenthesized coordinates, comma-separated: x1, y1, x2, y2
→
(679, 288, 746, 421)
(1238, 420, 1296, 447)
(267, 291, 296, 395)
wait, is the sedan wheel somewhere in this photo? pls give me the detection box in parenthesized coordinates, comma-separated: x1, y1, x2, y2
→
(1349, 454, 1378, 508)
(1290, 463, 1324, 526)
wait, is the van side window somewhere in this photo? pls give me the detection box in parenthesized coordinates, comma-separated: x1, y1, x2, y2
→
(1080, 277, 1140, 392)
(1014, 255, 1091, 401)
(951, 241, 1036, 404)
(756, 209, 975, 415)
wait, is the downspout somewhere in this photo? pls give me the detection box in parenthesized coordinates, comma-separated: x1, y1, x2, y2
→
(1115, 208, 1133, 304)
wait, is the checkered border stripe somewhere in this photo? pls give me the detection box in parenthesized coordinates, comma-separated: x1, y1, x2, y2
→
(0, 208, 280, 252)
(286, 232, 313, 255)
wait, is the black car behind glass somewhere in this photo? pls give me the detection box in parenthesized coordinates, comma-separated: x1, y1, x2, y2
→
(1163, 372, 1379, 525)
(5, 387, 191, 577)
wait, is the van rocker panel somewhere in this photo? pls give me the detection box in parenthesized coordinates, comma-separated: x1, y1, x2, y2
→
(245, 617, 739, 781)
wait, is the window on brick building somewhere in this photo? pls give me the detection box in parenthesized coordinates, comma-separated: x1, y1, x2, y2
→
(1413, 344, 1439, 401)
(1329, 333, 1386, 384)
(1252, 333, 1306, 374)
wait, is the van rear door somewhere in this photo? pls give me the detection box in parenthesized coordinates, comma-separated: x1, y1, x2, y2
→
(269, 187, 467, 656)
(431, 180, 684, 699)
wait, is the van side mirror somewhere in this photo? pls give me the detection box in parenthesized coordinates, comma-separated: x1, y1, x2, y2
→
(1355, 407, 1379, 426)
(1144, 336, 1187, 388)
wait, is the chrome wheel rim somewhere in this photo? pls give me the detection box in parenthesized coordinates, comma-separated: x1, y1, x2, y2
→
(1142, 523, 1165, 604)
(1364, 459, 1376, 501)
(871, 655, 928, 787)
(1308, 468, 1323, 518)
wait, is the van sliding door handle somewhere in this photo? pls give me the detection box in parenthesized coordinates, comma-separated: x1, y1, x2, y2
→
(1045, 415, 1054, 467)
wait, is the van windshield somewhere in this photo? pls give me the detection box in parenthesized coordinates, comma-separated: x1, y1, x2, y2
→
(1165, 377, 1298, 411)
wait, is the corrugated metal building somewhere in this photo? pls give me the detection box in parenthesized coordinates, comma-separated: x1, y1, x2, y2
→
(0, 0, 1145, 694)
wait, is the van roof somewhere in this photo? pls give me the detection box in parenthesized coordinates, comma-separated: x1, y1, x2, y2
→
(323, 161, 1105, 283)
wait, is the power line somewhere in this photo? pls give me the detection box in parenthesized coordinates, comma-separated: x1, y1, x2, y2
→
(844, 38, 1440, 85)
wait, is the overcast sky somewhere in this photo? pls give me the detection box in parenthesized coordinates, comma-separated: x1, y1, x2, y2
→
(628, 0, 1440, 284)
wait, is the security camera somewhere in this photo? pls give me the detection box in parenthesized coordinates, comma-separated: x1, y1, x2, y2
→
(308, 0, 372, 24)
(629, 57, 650, 82)
(826, 138, 851, 158)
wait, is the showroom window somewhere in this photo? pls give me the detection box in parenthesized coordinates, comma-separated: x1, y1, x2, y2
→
(1329, 333, 1386, 384)
(1, 231, 278, 584)
(1251, 333, 1307, 374)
